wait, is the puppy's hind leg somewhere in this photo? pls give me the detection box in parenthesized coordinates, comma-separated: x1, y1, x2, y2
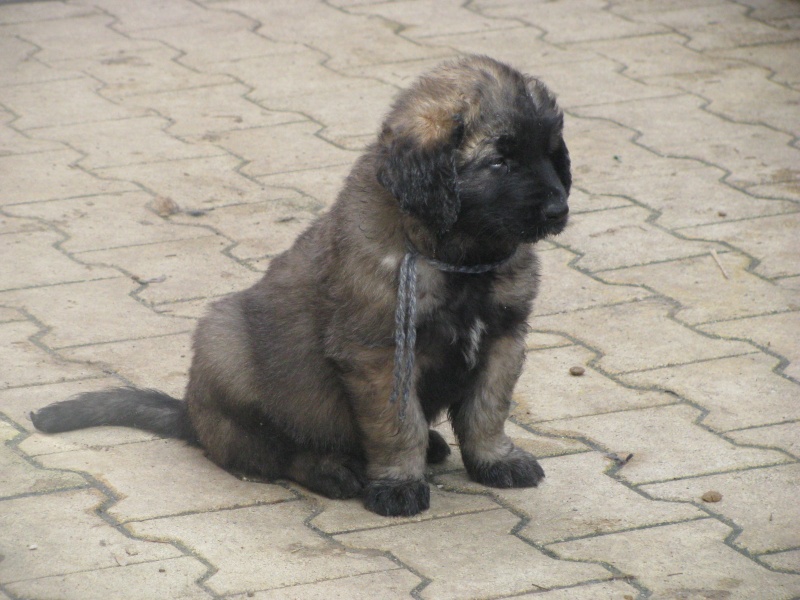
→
(450, 334, 544, 488)
(287, 452, 366, 499)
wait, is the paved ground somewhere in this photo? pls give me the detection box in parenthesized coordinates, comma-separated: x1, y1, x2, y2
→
(1, 0, 799, 598)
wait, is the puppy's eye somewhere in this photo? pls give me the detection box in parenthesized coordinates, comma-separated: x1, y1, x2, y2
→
(489, 159, 510, 174)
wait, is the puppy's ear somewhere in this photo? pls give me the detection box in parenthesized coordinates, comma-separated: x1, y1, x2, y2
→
(377, 116, 465, 235)
(551, 137, 572, 195)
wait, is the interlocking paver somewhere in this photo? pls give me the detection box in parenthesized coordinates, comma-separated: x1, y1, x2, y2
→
(680, 212, 800, 280)
(229, 569, 421, 600)
(530, 297, 755, 374)
(515, 344, 676, 422)
(38, 438, 295, 522)
(0, 420, 85, 498)
(336, 510, 610, 600)
(438, 452, 702, 544)
(76, 236, 259, 304)
(641, 463, 800, 554)
(129, 501, 397, 596)
(6, 557, 212, 600)
(0, 489, 183, 582)
(60, 332, 193, 397)
(622, 353, 800, 433)
(2, 1, 799, 598)
(535, 404, 789, 484)
(601, 252, 799, 325)
(0, 150, 135, 205)
(551, 519, 800, 599)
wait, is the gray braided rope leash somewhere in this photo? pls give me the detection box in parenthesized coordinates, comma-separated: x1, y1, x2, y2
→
(390, 245, 512, 419)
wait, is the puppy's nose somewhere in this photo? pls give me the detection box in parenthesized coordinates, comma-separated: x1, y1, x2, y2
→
(543, 198, 569, 221)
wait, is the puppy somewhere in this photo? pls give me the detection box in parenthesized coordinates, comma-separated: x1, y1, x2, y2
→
(31, 55, 570, 517)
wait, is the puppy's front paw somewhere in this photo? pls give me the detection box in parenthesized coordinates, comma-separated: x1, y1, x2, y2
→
(364, 479, 430, 516)
(465, 447, 544, 488)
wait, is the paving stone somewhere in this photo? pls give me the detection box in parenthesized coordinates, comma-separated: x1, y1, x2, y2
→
(555, 205, 720, 272)
(31, 117, 224, 170)
(551, 519, 800, 599)
(5, 13, 161, 63)
(350, 0, 519, 39)
(761, 549, 800, 573)
(216, 121, 355, 177)
(529, 298, 755, 374)
(0, 488, 183, 583)
(479, 0, 665, 44)
(576, 94, 800, 189)
(229, 568, 419, 600)
(575, 32, 744, 78)
(622, 2, 798, 51)
(0, 36, 80, 87)
(6, 556, 212, 600)
(700, 311, 800, 380)
(256, 163, 351, 208)
(122, 83, 301, 138)
(129, 16, 302, 69)
(621, 353, 800, 432)
(96, 154, 274, 211)
(310, 485, 500, 535)
(71, 47, 232, 101)
(82, 0, 211, 32)
(424, 27, 586, 72)
(222, 0, 445, 69)
(601, 252, 799, 325)
(0, 320, 100, 389)
(525, 331, 574, 351)
(567, 188, 632, 214)
(0, 110, 63, 155)
(712, 41, 800, 89)
(680, 213, 800, 280)
(647, 66, 800, 137)
(728, 422, 800, 459)
(533, 247, 653, 316)
(515, 344, 676, 423)
(0, 230, 118, 291)
(0, 1, 95, 24)
(0, 150, 135, 205)
(509, 580, 640, 599)
(529, 57, 676, 110)
(6, 191, 207, 253)
(642, 463, 800, 554)
(61, 332, 193, 398)
(591, 163, 797, 230)
(335, 510, 610, 600)
(76, 236, 258, 304)
(0, 420, 86, 498)
(38, 438, 295, 522)
(0, 212, 47, 235)
(129, 501, 396, 595)
(535, 404, 789, 484)
(439, 452, 702, 545)
(173, 198, 323, 260)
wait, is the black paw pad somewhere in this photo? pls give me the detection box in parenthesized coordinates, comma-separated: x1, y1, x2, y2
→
(364, 479, 430, 516)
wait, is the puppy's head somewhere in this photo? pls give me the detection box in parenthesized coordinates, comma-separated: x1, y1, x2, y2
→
(377, 55, 570, 243)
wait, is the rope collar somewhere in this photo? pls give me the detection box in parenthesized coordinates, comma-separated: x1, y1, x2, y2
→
(391, 243, 513, 418)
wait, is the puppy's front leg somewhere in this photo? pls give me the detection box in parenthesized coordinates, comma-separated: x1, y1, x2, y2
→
(343, 351, 430, 516)
(451, 334, 545, 488)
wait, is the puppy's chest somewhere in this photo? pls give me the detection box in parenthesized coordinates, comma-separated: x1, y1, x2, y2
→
(416, 274, 508, 368)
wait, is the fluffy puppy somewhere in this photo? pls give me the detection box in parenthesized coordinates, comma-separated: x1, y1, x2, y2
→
(31, 55, 571, 517)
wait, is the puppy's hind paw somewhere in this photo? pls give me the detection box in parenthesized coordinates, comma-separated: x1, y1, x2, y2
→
(426, 429, 452, 464)
(466, 447, 544, 489)
(364, 479, 430, 516)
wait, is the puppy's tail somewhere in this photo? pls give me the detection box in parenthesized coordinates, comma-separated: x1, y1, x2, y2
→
(30, 387, 195, 442)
